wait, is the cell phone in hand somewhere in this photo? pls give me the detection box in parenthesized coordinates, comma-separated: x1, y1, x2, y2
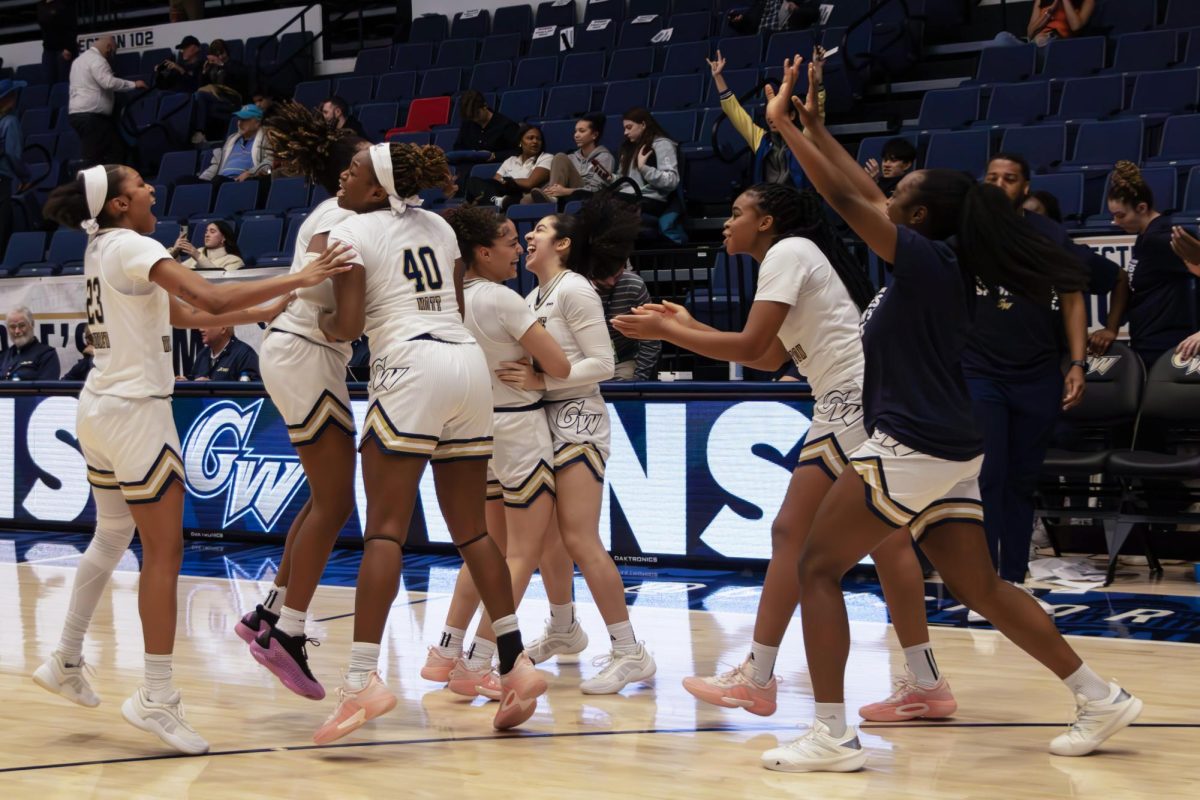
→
(180, 224, 189, 239)
(823, 46, 839, 58)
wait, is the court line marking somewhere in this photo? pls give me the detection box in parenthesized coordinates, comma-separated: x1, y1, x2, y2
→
(3, 721, 1197, 774)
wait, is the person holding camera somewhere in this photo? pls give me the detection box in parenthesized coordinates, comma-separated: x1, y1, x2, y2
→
(156, 35, 203, 93)
(172, 221, 245, 271)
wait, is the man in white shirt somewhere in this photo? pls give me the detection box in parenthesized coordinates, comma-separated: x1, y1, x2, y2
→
(68, 35, 146, 167)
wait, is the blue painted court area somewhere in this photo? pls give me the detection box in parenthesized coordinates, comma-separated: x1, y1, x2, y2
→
(4, 531, 1199, 644)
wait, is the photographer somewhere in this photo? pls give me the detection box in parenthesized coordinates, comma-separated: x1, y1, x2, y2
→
(155, 35, 204, 92)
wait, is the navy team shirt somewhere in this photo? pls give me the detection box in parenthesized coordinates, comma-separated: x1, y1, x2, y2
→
(860, 225, 984, 462)
(1126, 215, 1198, 358)
(188, 336, 260, 381)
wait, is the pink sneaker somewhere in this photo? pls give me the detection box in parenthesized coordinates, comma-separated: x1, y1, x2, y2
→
(420, 647, 458, 683)
(249, 627, 325, 700)
(447, 658, 503, 700)
(858, 671, 957, 722)
(493, 654, 547, 730)
(682, 660, 777, 716)
(311, 672, 398, 745)
(235, 605, 277, 644)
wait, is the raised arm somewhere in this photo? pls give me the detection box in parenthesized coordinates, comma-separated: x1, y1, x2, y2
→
(1028, 0, 1055, 38)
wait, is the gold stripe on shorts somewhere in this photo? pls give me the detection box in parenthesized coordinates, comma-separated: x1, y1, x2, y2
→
(850, 456, 916, 528)
(796, 433, 850, 479)
(360, 403, 439, 457)
(432, 436, 494, 462)
(910, 499, 985, 539)
(486, 479, 503, 500)
(287, 391, 356, 445)
(119, 447, 184, 505)
(501, 460, 556, 508)
(87, 465, 119, 490)
(554, 443, 605, 481)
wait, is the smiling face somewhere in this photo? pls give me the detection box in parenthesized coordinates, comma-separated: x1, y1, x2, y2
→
(524, 216, 569, 272)
(337, 149, 387, 212)
(203, 223, 225, 249)
(574, 120, 599, 150)
(984, 158, 1029, 208)
(723, 191, 773, 255)
(474, 219, 523, 283)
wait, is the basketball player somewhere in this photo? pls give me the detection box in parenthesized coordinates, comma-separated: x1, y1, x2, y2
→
(757, 56, 1140, 772)
(33, 165, 352, 754)
(311, 143, 546, 743)
(421, 205, 572, 698)
(492, 197, 657, 693)
(614, 183, 955, 722)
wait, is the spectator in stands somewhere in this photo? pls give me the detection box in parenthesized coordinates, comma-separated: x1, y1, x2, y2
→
(169, 0, 204, 23)
(253, 93, 276, 114)
(727, 0, 821, 34)
(594, 265, 660, 381)
(467, 124, 552, 208)
(538, 113, 615, 206)
(863, 137, 916, 198)
(68, 36, 147, 168)
(453, 90, 520, 163)
(172, 221, 245, 271)
(1023, 190, 1064, 224)
(37, 0, 77, 85)
(193, 39, 248, 142)
(0, 79, 31, 247)
(617, 107, 679, 217)
(1027, 0, 1094, 47)
(183, 326, 259, 381)
(1090, 161, 1200, 369)
(1, 306, 60, 380)
(320, 96, 366, 139)
(62, 330, 94, 381)
(709, 47, 825, 189)
(198, 103, 273, 186)
(156, 35, 204, 93)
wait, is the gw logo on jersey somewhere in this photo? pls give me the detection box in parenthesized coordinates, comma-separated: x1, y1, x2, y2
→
(1087, 355, 1121, 376)
(554, 399, 603, 435)
(370, 358, 410, 392)
(182, 400, 306, 532)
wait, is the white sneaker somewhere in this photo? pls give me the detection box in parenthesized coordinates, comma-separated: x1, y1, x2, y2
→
(967, 581, 1054, 623)
(525, 619, 588, 664)
(580, 643, 656, 694)
(121, 688, 210, 755)
(33, 652, 100, 708)
(761, 720, 868, 773)
(1050, 682, 1142, 756)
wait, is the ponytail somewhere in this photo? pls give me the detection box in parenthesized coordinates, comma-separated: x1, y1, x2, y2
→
(43, 166, 126, 230)
(1107, 160, 1154, 210)
(549, 195, 640, 282)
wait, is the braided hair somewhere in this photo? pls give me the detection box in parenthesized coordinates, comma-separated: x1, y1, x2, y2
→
(743, 183, 877, 311)
(1107, 160, 1154, 210)
(265, 100, 367, 195)
(442, 205, 507, 266)
(549, 195, 641, 282)
(388, 143, 454, 198)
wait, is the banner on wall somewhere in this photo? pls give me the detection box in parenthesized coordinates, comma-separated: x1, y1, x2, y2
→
(1077, 232, 1135, 333)
(0, 392, 815, 564)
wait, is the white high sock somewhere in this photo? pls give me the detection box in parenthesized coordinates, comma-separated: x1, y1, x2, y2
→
(263, 584, 286, 614)
(144, 653, 175, 703)
(58, 491, 136, 664)
(607, 620, 637, 653)
(345, 642, 381, 691)
(1064, 664, 1111, 701)
(465, 638, 497, 670)
(276, 606, 306, 637)
(814, 702, 847, 738)
(549, 602, 575, 632)
(748, 641, 779, 685)
(903, 642, 941, 688)
(435, 625, 466, 658)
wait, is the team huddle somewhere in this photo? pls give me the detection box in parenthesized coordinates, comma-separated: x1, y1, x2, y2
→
(29, 56, 1141, 774)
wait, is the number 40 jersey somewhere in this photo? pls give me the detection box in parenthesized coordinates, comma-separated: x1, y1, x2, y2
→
(330, 207, 475, 350)
(82, 228, 175, 399)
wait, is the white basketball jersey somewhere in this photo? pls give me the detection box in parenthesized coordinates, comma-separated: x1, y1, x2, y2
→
(330, 207, 473, 353)
(463, 278, 540, 408)
(269, 197, 354, 358)
(83, 228, 174, 399)
(526, 270, 610, 401)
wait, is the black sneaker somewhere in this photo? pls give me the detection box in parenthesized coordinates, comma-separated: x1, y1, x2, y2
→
(250, 626, 325, 700)
(235, 604, 279, 644)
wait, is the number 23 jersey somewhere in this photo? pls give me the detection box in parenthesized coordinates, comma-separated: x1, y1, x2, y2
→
(330, 207, 475, 350)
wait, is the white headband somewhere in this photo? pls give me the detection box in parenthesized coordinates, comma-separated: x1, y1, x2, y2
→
(78, 165, 109, 235)
(368, 143, 423, 216)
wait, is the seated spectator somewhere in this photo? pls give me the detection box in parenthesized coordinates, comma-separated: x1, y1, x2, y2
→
(253, 93, 276, 115)
(727, 0, 821, 34)
(184, 326, 259, 381)
(63, 330, 95, 381)
(1023, 190, 1063, 224)
(172, 221, 245, 271)
(710, 47, 826, 189)
(538, 113, 615, 205)
(198, 104, 273, 186)
(863, 137, 915, 198)
(156, 35, 204, 93)
(193, 38, 249, 142)
(617, 107, 679, 217)
(321, 96, 366, 139)
(1, 306, 60, 380)
(594, 265, 660, 381)
(466, 125, 552, 208)
(453, 90, 520, 163)
(1027, 0, 1094, 47)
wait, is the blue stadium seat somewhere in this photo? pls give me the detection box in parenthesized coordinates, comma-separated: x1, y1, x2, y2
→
(999, 124, 1066, 173)
(20, 107, 51, 135)
(14, 64, 42, 87)
(151, 221, 180, 249)
(667, 12, 711, 43)
(167, 183, 213, 221)
(14, 265, 56, 278)
(139, 48, 173, 75)
(585, 0, 624, 23)
(1087, 166, 1178, 226)
(680, 108, 752, 204)
(1106, 30, 1179, 74)
(58, 264, 84, 277)
(1147, 113, 1200, 167)
(1092, 0, 1156, 36)
(333, 76, 374, 107)
(601, 113, 626, 153)
(470, 61, 515, 94)
(631, 0, 669, 17)
(354, 47, 391, 75)
(764, 30, 818, 68)
(507, 203, 556, 242)
(544, 85, 593, 119)
(376, 72, 418, 103)
(499, 89, 544, 122)
(528, 28, 565, 58)
(969, 44, 1036, 86)
(715, 35, 763, 70)
(1179, 166, 1200, 214)
(671, 0, 711, 13)
(451, 9, 491, 39)
(237, 218, 284, 266)
(212, 181, 260, 217)
(973, 81, 1049, 128)
(908, 87, 980, 132)
(436, 38, 481, 70)
(1047, 74, 1124, 122)
(619, 17, 662, 49)
(411, 13, 450, 44)
(45, 229, 87, 269)
(113, 51, 139, 77)
(561, 51, 605, 84)
(540, 119, 577, 153)
(358, 103, 399, 140)
(706, 68, 759, 105)
(293, 79, 330, 109)
(493, 4, 534, 37)
(1166, 0, 1200, 29)
(469, 163, 502, 181)
(535, 0, 576, 28)
(601, 79, 650, 115)
(655, 110, 697, 144)
(923, 129, 990, 176)
(1030, 172, 1085, 221)
(1040, 37, 1105, 79)
(387, 132, 431, 146)
(156, 150, 198, 185)
(23, 132, 56, 163)
(1060, 118, 1144, 170)
(151, 184, 168, 220)
(855, 133, 918, 166)
(662, 41, 710, 75)
(513, 57, 559, 89)
(480, 33, 522, 62)
(257, 215, 307, 268)
(259, 177, 310, 216)
(392, 43, 434, 71)
(653, 74, 704, 111)
(0, 232, 45, 275)
(49, 82, 68, 110)
(1118, 68, 1200, 121)
(574, 21, 618, 52)
(420, 68, 463, 97)
(432, 129, 459, 151)
(607, 48, 654, 80)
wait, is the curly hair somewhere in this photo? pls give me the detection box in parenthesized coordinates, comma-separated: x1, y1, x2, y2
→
(549, 195, 640, 282)
(265, 100, 367, 195)
(442, 205, 507, 266)
(1107, 160, 1154, 210)
(388, 143, 453, 197)
(743, 183, 877, 311)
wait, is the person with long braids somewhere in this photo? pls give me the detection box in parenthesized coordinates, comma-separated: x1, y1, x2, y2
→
(227, 101, 371, 701)
(32, 164, 351, 754)
(493, 197, 657, 693)
(758, 56, 1140, 772)
(313, 143, 546, 742)
(420, 206, 572, 698)
(614, 183, 956, 721)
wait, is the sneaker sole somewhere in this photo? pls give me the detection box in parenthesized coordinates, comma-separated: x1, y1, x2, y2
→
(580, 660, 657, 695)
(120, 697, 209, 755)
(447, 677, 490, 698)
(312, 694, 398, 746)
(249, 640, 325, 701)
(493, 674, 548, 730)
(681, 679, 777, 716)
(1051, 697, 1144, 757)
(234, 620, 263, 645)
(32, 668, 100, 708)
(762, 749, 868, 773)
(859, 700, 958, 722)
(420, 666, 453, 682)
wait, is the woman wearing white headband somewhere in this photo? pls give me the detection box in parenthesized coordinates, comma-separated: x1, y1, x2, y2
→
(313, 142, 546, 743)
(33, 164, 352, 755)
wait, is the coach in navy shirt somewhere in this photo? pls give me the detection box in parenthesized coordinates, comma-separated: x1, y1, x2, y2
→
(1, 306, 60, 380)
(186, 326, 259, 381)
